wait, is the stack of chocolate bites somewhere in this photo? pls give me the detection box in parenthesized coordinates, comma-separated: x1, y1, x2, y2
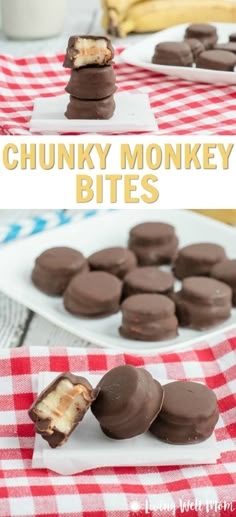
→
(63, 35, 117, 119)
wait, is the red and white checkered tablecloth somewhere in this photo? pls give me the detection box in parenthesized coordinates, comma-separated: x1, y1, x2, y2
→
(0, 333, 235, 517)
(1, 51, 236, 135)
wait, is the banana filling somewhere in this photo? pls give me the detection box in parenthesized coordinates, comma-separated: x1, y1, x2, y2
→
(73, 38, 112, 67)
(35, 379, 90, 435)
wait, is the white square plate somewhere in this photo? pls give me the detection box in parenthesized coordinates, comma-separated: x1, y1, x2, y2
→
(122, 23, 236, 84)
(32, 372, 220, 475)
(0, 210, 235, 355)
(30, 92, 157, 133)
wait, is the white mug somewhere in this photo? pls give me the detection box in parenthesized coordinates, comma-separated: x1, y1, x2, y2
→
(1, 0, 66, 40)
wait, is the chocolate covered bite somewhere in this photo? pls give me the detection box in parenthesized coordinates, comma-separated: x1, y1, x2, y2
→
(196, 50, 236, 71)
(64, 271, 122, 317)
(185, 24, 218, 49)
(89, 247, 137, 279)
(123, 266, 174, 298)
(63, 35, 114, 69)
(91, 365, 164, 439)
(65, 94, 116, 120)
(185, 38, 205, 60)
(173, 276, 232, 330)
(65, 66, 117, 100)
(128, 222, 179, 266)
(28, 373, 97, 448)
(150, 381, 219, 444)
(174, 242, 227, 280)
(32, 247, 88, 296)
(211, 259, 236, 306)
(152, 41, 193, 67)
(120, 293, 178, 341)
(215, 42, 236, 55)
(229, 33, 236, 42)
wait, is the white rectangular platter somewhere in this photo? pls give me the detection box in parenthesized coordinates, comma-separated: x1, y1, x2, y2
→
(122, 23, 236, 84)
(32, 372, 220, 474)
(0, 210, 235, 355)
(30, 92, 157, 133)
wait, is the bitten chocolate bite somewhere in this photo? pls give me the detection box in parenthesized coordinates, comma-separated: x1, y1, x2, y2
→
(64, 271, 122, 316)
(196, 50, 236, 71)
(65, 66, 117, 100)
(174, 242, 227, 280)
(28, 373, 97, 448)
(120, 293, 178, 341)
(128, 222, 179, 266)
(123, 266, 174, 298)
(91, 365, 164, 439)
(185, 24, 218, 49)
(152, 41, 193, 67)
(88, 247, 137, 279)
(211, 259, 236, 306)
(173, 276, 232, 330)
(150, 381, 219, 444)
(32, 247, 88, 296)
(63, 36, 114, 69)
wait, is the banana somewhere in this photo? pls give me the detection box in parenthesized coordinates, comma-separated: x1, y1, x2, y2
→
(102, 0, 236, 37)
(102, 0, 145, 15)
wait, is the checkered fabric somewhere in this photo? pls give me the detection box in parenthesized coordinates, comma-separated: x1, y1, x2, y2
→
(0, 333, 235, 517)
(1, 51, 236, 135)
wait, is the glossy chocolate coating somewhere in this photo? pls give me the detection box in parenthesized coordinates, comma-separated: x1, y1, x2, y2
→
(185, 38, 205, 59)
(91, 365, 164, 439)
(173, 276, 232, 330)
(123, 266, 174, 298)
(211, 259, 236, 306)
(120, 293, 178, 341)
(150, 381, 219, 444)
(196, 50, 236, 71)
(63, 35, 114, 69)
(64, 271, 122, 316)
(174, 242, 227, 280)
(129, 222, 179, 266)
(185, 24, 218, 49)
(28, 373, 97, 448)
(65, 94, 115, 120)
(65, 65, 117, 100)
(89, 247, 137, 279)
(32, 247, 88, 296)
(152, 41, 193, 67)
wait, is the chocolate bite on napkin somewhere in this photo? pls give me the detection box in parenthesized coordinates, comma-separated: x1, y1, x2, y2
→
(29, 373, 97, 448)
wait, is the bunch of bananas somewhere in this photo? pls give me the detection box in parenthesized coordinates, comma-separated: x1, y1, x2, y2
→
(102, 0, 236, 37)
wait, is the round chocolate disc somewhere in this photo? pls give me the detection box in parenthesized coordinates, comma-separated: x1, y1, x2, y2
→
(150, 380, 219, 444)
(63, 270, 122, 316)
(89, 247, 137, 279)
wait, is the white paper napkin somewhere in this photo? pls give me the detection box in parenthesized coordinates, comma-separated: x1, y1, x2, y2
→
(32, 372, 221, 475)
(30, 92, 157, 133)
